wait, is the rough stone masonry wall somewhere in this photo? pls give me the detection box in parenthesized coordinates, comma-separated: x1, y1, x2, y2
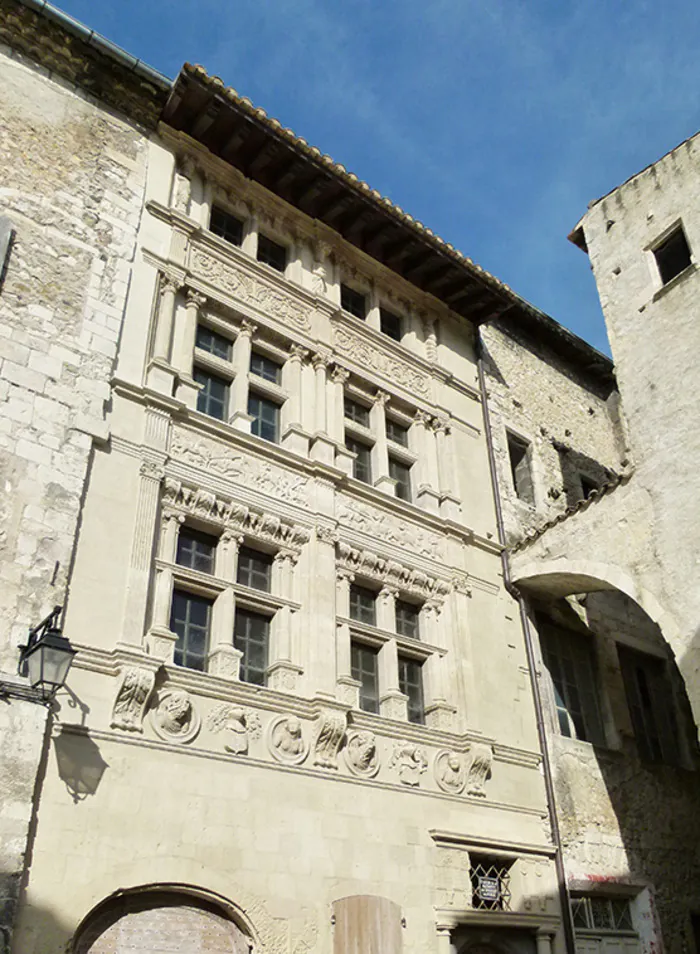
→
(480, 321, 626, 545)
(0, 47, 150, 668)
(0, 45, 150, 953)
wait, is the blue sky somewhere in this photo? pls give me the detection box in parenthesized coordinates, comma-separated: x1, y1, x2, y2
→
(57, 0, 700, 355)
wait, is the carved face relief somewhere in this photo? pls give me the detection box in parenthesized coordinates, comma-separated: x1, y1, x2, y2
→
(345, 730, 380, 778)
(434, 750, 466, 794)
(268, 715, 309, 765)
(151, 689, 200, 744)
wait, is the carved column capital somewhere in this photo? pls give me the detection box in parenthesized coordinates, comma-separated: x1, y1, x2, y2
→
(432, 415, 451, 434)
(330, 364, 350, 385)
(159, 274, 182, 297)
(312, 352, 331, 372)
(162, 506, 185, 526)
(220, 529, 245, 547)
(289, 343, 309, 362)
(140, 459, 165, 482)
(373, 389, 390, 407)
(378, 585, 399, 602)
(413, 409, 433, 427)
(185, 287, 207, 310)
(238, 319, 257, 339)
(336, 567, 355, 584)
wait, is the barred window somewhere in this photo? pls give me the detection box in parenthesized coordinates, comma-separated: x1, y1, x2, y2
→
(470, 856, 513, 911)
(571, 896, 634, 932)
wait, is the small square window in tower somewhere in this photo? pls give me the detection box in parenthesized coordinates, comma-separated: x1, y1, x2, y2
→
(209, 206, 244, 247)
(340, 284, 366, 319)
(257, 234, 287, 272)
(507, 433, 534, 505)
(654, 225, 692, 285)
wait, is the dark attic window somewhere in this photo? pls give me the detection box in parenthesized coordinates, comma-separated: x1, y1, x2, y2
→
(507, 433, 534, 505)
(654, 226, 691, 285)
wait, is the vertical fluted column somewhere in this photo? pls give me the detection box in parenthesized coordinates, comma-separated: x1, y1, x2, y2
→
(335, 568, 359, 706)
(209, 529, 244, 679)
(173, 288, 207, 408)
(230, 320, 256, 431)
(310, 353, 334, 464)
(153, 275, 179, 363)
(370, 391, 393, 494)
(412, 411, 441, 514)
(434, 417, 462, 520)
(268, 550, 302, 692)
(123, 460, 164, 653)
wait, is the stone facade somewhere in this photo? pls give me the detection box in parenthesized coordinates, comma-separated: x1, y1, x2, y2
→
(1, 5, 699, 954)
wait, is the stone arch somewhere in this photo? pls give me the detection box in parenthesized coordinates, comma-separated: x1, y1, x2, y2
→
(72, 883, 259, 954)
(511, 555, 700, 729)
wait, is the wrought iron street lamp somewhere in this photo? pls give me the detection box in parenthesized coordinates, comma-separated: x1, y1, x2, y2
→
(18, 605, 77, 699)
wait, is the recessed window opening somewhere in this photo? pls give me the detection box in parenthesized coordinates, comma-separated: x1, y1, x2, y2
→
(196, 325, 232, 361)
(386, 418, 409, 446)
(380, 308, 402, 341)
(389, 456, 412, 502)
(257, 233, 287, 272)
(237, 546, 273, 592)
(506, 433, 534, 505)
(398, 655, 424, 724)
(341, 283, 366, 319)
(618, 646, 679, 764)
(470, 855, 513, 911)
(248, 392, 280, 442)
(351, 641, 379, 713)
(654, 226, 691, 285)
(234, 608, 270, 685)
(209, 206, 244, 247)
(250, 351, 282, 384)
(194, 368, 229, 421)
(349, 584, 377, 626)
(170, 590, 212, 672)
(539, 618, 605, 745)
(396, 600, 420, 639)
(344, 397, 371, 428)
(345, 435, 372, 483)
(176, 528, 217, 574)
(571, 896, 634, 932)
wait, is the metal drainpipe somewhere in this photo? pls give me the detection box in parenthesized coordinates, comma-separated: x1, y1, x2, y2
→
(475, 327, 577, 954)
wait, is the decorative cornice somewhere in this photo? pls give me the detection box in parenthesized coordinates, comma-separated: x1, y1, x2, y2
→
(336, 541, 450, 602)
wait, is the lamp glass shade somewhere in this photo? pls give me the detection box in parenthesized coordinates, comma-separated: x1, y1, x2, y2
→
(24, 628, 77, 692)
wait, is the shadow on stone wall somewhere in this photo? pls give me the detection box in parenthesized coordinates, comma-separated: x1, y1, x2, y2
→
(0, 865, 73, 954)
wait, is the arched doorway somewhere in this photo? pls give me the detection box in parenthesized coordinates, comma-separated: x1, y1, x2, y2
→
(73, 886, 252, 953)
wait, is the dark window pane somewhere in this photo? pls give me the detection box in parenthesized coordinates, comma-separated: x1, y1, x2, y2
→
(389, 457, 411, 501)
(386, 418, 409, 446)
(507, 434, 534, 504)
(170, 589, 212, 672)
(210, 206, 244, 246)
(248, 393, 280, 443)
(194, 367, 229, 421)
(176, 528, 217, 574)
(589, 898, 614, 930)
(619, 646, 678, 764)
(654, 227, 691, 285)
(344, 398, 370, 427)
(396, 600, 420, 639)
(539, 618, 605, 745)
(234, 609, 269, 685)
(399, 655, 424, 724)
(250, 351, 282, 384)
(196, 325, 232, 361)
(257, 234, 287, 272)
(571, 899, 590, 930)
(345, 436, 372, 483)
(349, 584, 376, 626)
(380, 308, 402, 341)
(341, 284, 366, 319)
(351, 642, 379, 713)
(611, 900, 633, 931)
(237, 546, 272, 592)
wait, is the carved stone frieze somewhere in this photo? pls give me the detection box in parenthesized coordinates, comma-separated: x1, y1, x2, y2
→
(466, 742, 493, 797)
(151, 689, 201, 744)
(345, 730, 380, 778)
(190, 247, 310, 331)
(336, 496, 443, 561)
(336, 541, 450, 602)
(162, 474, 310, 550)
(333, 325, 429, 396)
(110, 667, 156, 733)
(311, 710, 347, 770)
(434, 750, 466, 794)
(170, 429, 310, 506)
(268, 715, 309, 765)
(207, 704, 262, 754)
(390, 741, 428, 786)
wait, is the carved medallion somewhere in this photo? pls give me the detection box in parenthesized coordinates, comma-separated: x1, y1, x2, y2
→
(312, 710, 347, 770)
(207, 704, 262, 755)
(111, 667, 155, 733)
(434, 750, 466, 794)
(390, 741, 428, 786)
(268, 715, 309, 765)
(345, 730, 380, 778)
(151, 689, 201, 744)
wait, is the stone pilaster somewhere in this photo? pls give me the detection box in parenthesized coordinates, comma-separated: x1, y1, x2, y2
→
(230, 319, 256, 432)
(174, 288, 206, 408)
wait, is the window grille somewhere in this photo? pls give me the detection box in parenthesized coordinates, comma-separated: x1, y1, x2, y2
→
(470, 857, 512, 911)
(571, 896, 634, 932)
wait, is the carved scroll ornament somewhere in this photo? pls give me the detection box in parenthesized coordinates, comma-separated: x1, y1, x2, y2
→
(466, 743, 493, 797)
(312, 710, 347, 770)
